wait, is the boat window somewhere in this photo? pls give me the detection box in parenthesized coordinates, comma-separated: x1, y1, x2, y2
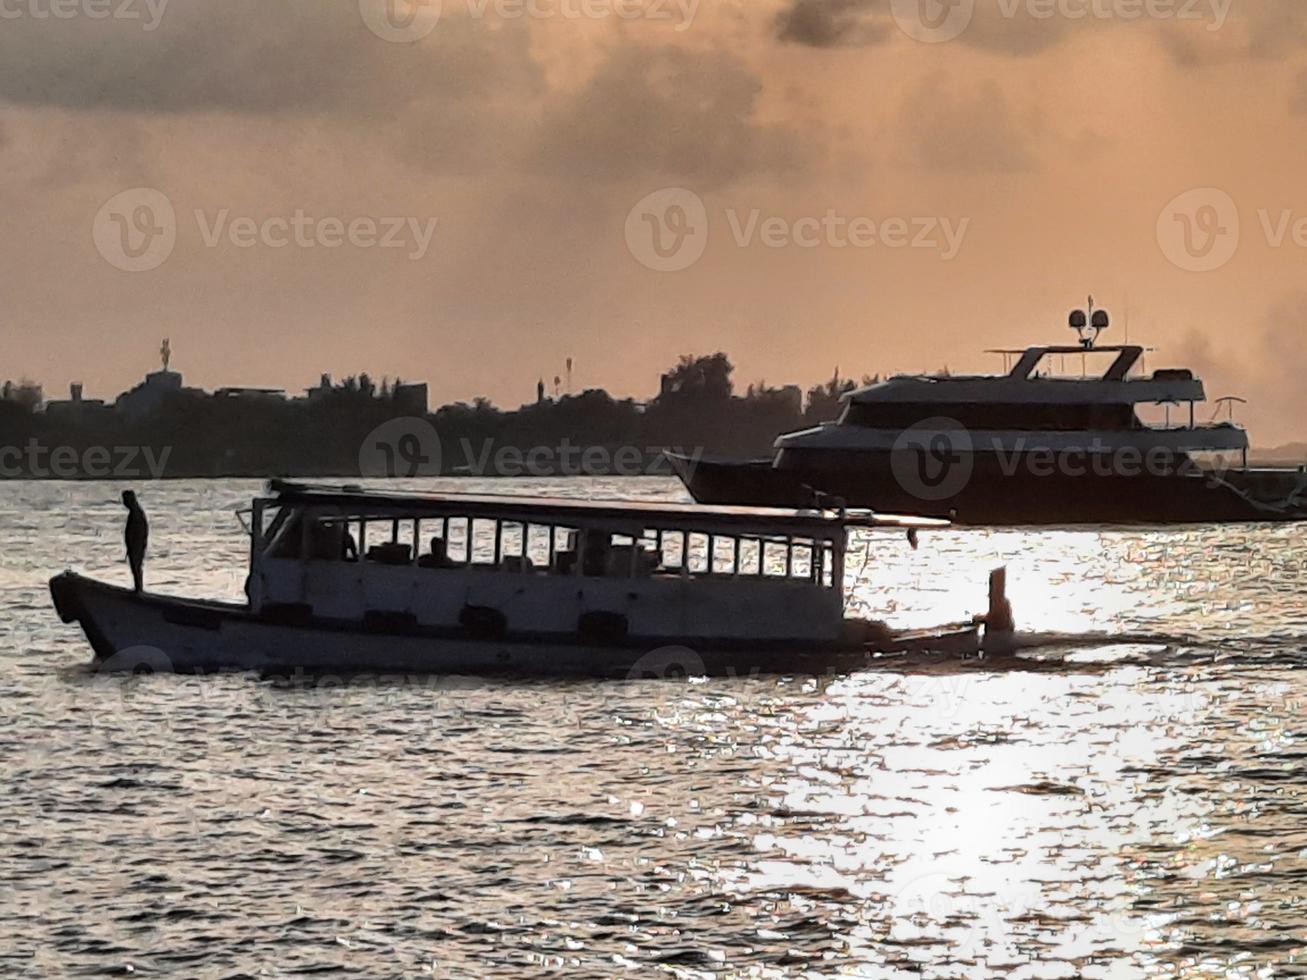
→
(500, 521, 524, 558)
(364, 516, 416, 565)
(792, 541, 814, 581)
(762, 540, 789, 577)
(686, 533, 710, 574)
(469, 519, 498, 566)
(658, 530, 686, 574)
(550, 527, 579, 574)
(737, 537, 762, 576)
(843, 401, 1136, 431)
(498, 521, 539, 573)
(712, 535, 736, 575)
(446, 517, 471, 564)
(526, 524, 554, 569)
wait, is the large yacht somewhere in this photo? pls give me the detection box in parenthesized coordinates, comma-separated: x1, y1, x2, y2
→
(671, 306, 1307, 525)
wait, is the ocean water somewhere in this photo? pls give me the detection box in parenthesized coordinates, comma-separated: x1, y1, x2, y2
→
(2, 477, 1305, 978)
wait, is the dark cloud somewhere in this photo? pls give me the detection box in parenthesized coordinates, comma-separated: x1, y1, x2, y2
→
(0, 1, 527, 116)
(776, 0, 892, 48)
(528, 45, 816, 186)
(772, 0, 1262, 62)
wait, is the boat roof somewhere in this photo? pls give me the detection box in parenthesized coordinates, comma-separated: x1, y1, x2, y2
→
(845, 344, 1206, 406)
(265, 481, 948, 535)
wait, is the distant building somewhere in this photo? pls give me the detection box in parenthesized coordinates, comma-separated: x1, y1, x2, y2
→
(395, 382, 429, 415)
(115, 342, 204, 422)
(303, 374, 333, 402)
(46, 382, 108, 421)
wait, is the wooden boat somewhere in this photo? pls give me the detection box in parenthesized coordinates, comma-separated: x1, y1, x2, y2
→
(49, 481, 997, 676)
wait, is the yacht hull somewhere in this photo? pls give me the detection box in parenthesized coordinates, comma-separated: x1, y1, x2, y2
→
(670, 453, 1307, 526)
(49, 572, 897, 677)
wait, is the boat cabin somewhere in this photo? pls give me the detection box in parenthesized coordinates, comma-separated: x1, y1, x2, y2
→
(243, 483, 937, 644)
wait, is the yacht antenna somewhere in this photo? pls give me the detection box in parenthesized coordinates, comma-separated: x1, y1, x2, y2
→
(1069, 295, 1110, 350)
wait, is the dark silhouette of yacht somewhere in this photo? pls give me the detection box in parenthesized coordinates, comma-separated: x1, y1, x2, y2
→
(671, 306, 1307, 526)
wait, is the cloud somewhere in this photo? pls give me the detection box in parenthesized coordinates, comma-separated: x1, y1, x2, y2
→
(775, 0, 893, 48)
(0, 1, 539, 118)
(1172, 293, 1307, 446)
(772, 0, 1280, 64)
(527, 45, 817, 186)
(900, 77, 1036, 173)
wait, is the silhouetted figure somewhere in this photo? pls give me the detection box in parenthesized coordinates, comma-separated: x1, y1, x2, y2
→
(418, 536, 454, 569)
(122, 490, 148, 593)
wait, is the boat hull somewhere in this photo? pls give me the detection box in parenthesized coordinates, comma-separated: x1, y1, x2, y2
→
(670, 453, 1307, 526)
(49, 572, 891, 677)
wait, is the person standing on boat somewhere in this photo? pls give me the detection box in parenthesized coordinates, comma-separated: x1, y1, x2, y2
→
(122, 490, 148, 593)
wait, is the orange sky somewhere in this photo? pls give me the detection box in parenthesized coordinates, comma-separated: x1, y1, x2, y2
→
(5, 0, 1307, 442)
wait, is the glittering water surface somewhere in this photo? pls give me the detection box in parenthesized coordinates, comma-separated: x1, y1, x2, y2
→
(2, 478, 1305, 977)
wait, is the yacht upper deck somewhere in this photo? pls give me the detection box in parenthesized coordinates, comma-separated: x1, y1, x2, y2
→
(845, 345, 1206, 407)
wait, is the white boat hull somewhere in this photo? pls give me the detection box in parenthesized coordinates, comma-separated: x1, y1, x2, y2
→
(49, 572, 901, 678)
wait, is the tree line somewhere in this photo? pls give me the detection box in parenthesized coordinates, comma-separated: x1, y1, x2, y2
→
(0, 354, 880, 479)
